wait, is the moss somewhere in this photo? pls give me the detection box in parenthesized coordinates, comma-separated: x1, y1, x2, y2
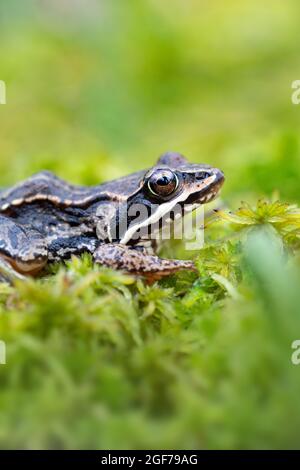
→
(0, 202, 299, 448)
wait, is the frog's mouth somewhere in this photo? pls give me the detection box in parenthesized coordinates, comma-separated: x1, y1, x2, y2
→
(119, 169, 224, 245)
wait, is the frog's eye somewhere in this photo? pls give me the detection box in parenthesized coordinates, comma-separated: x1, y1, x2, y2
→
(147, 169, 178, 197)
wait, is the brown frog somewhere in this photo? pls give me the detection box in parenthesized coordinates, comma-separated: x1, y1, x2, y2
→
(0, 152, 224, 282)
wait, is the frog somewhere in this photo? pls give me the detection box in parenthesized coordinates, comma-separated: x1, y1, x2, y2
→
(0, 151, 224, 282)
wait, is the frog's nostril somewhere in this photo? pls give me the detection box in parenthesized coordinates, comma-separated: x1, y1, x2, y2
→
(195, 171, 211, 180)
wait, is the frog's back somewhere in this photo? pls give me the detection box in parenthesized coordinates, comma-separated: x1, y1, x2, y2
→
(0, 169, 147, 212)
(0, 171, 96, 210)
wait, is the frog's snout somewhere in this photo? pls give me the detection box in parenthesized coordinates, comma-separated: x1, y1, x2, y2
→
(213, 168, 225, 187)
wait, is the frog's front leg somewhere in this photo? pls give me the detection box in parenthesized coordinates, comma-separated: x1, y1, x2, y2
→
(0, 216, 48, 282)
(93, 243, 196, 281)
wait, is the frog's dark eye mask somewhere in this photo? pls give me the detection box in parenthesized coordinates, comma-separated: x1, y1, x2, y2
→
(144, 167, 217, 203)
(117, 152, 224, 245)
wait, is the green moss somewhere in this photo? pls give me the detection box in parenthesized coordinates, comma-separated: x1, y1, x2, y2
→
(0, 202, 299, 449)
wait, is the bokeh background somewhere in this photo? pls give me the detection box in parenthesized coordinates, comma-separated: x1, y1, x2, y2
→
(1, 0, 300, 202)
(0, 0, 300, 450)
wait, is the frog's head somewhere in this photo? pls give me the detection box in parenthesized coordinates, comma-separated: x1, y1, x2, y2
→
(106, 152, 224, 244)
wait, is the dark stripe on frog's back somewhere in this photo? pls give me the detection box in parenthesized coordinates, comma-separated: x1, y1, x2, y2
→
(0, 169, 146, 211)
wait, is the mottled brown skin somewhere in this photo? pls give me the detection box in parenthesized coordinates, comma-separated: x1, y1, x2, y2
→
(0, 152, 224, 282)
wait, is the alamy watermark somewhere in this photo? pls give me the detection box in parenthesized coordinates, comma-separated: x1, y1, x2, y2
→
(291, 340, 300, 365)
(96, 202, 206, 250)
(0, 80, 6, 104)
(291, 80, 300, 105)
(0, 340, 6, 364)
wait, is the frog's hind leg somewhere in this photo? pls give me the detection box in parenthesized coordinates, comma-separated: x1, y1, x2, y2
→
(0, 215, 48, 282)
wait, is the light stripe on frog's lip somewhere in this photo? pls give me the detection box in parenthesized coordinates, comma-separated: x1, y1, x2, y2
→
(119, 188, 192, 244)
(119, 175, 217, 245)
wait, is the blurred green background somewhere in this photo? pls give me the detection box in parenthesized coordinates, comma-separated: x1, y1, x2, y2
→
(0, 0, 300, 450)
(1, 0, 300, 201)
